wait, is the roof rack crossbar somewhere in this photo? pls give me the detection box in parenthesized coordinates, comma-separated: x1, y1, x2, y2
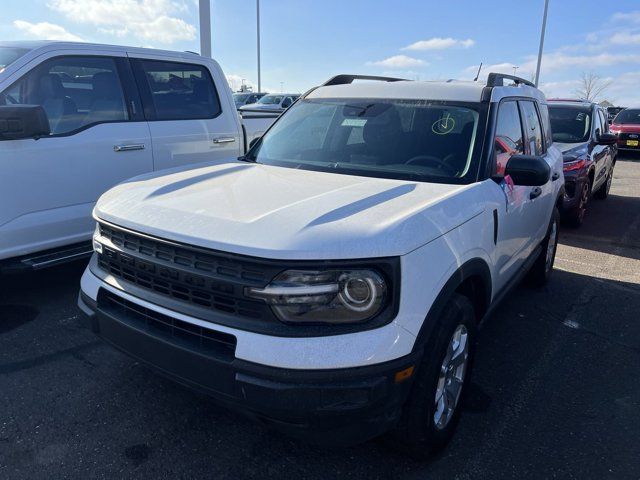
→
(321, 74, 407, 87)
(486, 72, 536, 88)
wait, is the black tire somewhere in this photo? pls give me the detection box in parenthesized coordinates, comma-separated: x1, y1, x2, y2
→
(527, 207, 560, 286)
(389, 294, 477, 459)
(594, 163, 614, 199)
(564, 181, 590, 227)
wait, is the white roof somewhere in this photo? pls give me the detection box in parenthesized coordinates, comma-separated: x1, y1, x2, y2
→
(308, 78, 547, 104)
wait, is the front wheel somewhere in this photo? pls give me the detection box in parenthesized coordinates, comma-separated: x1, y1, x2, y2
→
(389, 294, 476, 458)
(594, 163, 614, 199)
(527, 207, 560, 286)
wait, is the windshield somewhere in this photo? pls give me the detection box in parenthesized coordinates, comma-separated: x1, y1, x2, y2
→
(258, 95, 284, 105)
(247, 98, 482, 184)
(613, 109, 640, 125)
(0, 47, 29, 72)
(233, 93, 251, 107)
(549, 106, 592, 143)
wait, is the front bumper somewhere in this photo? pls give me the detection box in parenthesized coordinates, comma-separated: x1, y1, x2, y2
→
(78, 286, 420, 445)
(561, 173, 588, 211)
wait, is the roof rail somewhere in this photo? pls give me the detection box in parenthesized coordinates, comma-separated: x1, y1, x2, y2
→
(486, 72, 535, 88)
(321, 74, 407, 87)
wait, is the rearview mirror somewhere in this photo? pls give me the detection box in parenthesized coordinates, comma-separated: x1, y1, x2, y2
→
(597, 132, 617, 145)
(504, 154, 550, 186)
(0, 105, 50, 140)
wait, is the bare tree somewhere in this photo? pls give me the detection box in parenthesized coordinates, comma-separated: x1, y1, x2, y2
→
(574, 72, 613, 102)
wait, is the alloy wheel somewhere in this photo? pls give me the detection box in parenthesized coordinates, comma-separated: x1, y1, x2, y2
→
(433, 324, 469, 430)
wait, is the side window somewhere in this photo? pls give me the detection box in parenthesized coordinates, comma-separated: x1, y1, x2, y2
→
(494, 101, 524, 175)
(520, 101, 544, 156)
(597, 110, 607, 134)
(1, 56, 128, 135)
(281, 97, 292, 108)
(135, 59, 221, 120)
(538, 103, 553, 148)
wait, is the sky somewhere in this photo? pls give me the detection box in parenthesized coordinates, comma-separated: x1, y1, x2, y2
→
(3, 0, 640, 104)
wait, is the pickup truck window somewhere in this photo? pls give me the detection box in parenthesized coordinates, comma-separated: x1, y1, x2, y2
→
(248, 98, 481, 184)
(135, 59, 221, 121)
(1, 56, 128, 135)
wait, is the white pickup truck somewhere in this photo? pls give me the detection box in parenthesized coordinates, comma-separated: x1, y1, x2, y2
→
(79, 73, 564, 455)
(0, 41, 277, 271)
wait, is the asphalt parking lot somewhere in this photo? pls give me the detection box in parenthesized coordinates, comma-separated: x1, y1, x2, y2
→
(1, 155, 639, 480)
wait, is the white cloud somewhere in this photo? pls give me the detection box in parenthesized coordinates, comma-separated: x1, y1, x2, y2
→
(226, 74, 254, 92)
(610, 32, 640, 45)
(47, 0, 195, 44)
(611, 10, 640, 23)
(402, 37, 475, 51)
(367, 55, 427, 68)
(13, 20, 83, 41)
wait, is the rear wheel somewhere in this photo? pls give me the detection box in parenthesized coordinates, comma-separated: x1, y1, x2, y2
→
(390, 294, 476, 458)
(594, 163, 614, 199)
(527, 207, 560, 286)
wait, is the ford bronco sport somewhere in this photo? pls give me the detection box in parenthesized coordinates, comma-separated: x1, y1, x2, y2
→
(78, 73, 564, 455)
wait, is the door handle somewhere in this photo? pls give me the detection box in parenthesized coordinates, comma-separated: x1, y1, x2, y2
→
(212, 137, 236, 144)
(114, 144, 145, 152)
(552, 171, 560, 181)
(530, 187, 542, 200)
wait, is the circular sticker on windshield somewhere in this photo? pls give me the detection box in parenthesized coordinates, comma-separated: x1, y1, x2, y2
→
(432, 113, 455, 135)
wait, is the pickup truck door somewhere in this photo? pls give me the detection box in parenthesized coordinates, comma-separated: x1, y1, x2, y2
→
(0, 52, 152, 261)
(130, 56, 242, 172)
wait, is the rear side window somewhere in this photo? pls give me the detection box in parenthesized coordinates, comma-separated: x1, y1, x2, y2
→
(538, 103, 553, 148)
(135, 59, 221, 121)
(520, 101, 544, 156)
(494, 100, 524, 175)
(1, 55, 128, 135)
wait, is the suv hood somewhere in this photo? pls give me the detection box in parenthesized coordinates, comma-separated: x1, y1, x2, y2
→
(95, 162, 482, 260)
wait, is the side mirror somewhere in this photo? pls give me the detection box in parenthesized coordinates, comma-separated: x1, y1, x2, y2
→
(504, 154, 550, 186)
(0, 105, 50, 140)
(597, 132, 617, 145)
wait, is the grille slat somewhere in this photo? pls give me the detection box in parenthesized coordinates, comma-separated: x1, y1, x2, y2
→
(98, 290, 237, 358)
(97, 223, 271, 320)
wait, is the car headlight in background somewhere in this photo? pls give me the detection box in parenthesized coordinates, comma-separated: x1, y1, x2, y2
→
(246, 269, 387, 324)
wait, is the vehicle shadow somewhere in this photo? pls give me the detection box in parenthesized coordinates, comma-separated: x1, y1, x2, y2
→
(559, 191, 640, 262)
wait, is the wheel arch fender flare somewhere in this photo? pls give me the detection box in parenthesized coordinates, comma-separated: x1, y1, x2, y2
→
(412, 258, 492, 353)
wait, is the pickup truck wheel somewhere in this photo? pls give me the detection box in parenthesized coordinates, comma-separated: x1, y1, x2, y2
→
(594, 165, 614, 199)
(389, 293, 476, 458)
(527, 207, 560, 286)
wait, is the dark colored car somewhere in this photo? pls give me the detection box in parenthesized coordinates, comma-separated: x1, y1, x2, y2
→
(607, 106, 625, 124)
(548, 100, 617, 226)
(610, 108, 640, 151)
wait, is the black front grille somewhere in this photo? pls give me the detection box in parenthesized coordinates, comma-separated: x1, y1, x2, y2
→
(97, 223, 278, 321)
(98, 289, 237, 359)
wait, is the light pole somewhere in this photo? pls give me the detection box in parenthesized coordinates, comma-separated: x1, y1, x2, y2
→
(199, 0, 211, 58)
(513, 66, 519, 76)
(534, 0, 549, 86)
(257, 0, 261, 93)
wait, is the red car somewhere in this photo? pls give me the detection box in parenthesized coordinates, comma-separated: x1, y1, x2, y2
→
(610, 108, 640, 151)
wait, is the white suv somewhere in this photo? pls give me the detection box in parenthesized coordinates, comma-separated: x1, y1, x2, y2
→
(78, 73, 564, 455)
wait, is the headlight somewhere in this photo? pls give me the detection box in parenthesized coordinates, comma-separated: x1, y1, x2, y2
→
(246, 269, 387, 324)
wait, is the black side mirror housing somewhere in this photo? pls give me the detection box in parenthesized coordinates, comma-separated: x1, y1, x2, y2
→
(504, 154, 551, 186)
(0, 105, 50, 140)
(597, 132, 617, 145)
